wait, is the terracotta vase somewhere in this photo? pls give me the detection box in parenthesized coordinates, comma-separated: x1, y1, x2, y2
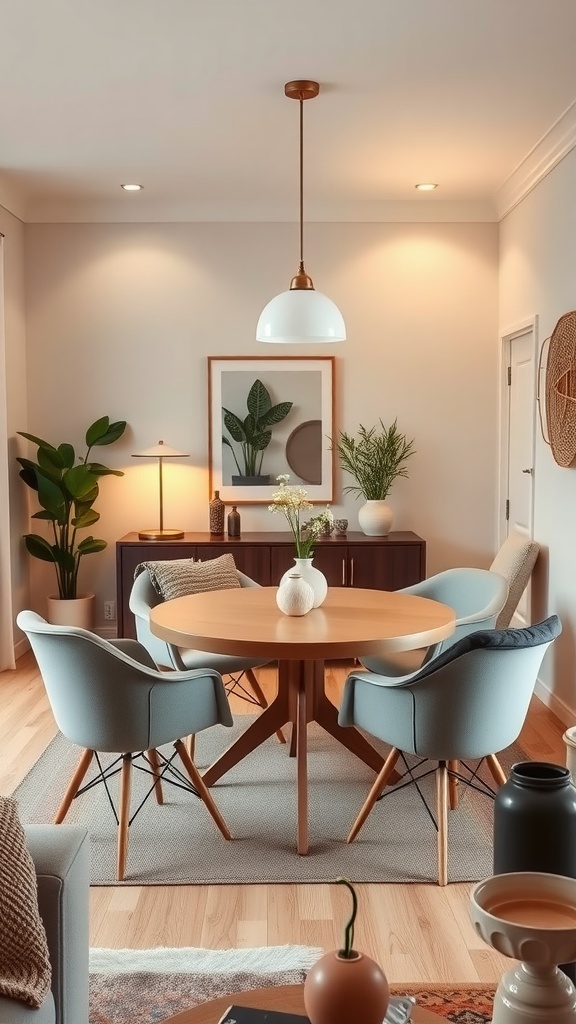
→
(304, 949, 389, 1024)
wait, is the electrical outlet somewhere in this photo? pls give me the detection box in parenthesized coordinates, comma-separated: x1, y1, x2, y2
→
(103, 600, 115, 621)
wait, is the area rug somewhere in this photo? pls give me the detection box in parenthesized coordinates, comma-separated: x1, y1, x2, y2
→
(14, 718, 525, 885)
(89, 945, 322, 1024)
(87, 946, 496, 1024)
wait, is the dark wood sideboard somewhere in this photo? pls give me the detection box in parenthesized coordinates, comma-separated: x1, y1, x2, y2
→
(116, 530, 426, 639)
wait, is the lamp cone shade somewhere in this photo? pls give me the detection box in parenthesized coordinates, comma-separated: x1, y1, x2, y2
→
(256, 288, 346, 343)
(132, 440, 189, 539)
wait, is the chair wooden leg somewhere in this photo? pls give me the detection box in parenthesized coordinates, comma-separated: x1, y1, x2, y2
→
(175, 739, 232, 840)
(448, 759, 459, 809)
(117, 754, 132, 882)
(147, 749, 164, 805)
(347, 747, 401, 843)
(436, 760, 449, 887)
(289, 722, 297, 757)
(55, 748, 94, 823)
(486, 753, 507, 787)
(186, 734, 196, 761)
(246, 668, 286, 745)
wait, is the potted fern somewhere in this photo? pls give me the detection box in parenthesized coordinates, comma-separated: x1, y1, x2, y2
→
(17, 415, 127, 625)
(331, 419, 415, 536)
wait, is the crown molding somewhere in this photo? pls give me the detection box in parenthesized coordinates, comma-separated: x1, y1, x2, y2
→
(24, 197, 496, 225)
(496, 97, 576, 219)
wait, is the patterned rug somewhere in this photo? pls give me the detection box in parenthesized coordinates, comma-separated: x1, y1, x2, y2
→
(397, 984, 495, 1022)
(89, 945, 322, 1024)
(13, 718, 526, 885)
(87, 945, 497, 1024)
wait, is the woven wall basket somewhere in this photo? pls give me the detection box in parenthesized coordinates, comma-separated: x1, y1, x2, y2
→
(544, 310, 576, 467)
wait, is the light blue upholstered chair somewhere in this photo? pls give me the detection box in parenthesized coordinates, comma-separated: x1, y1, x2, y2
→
(359, 567, 509, 677)
(16, 611, 234, 882)
(339, 615, 561, 885)
(129, 567, 285, 744)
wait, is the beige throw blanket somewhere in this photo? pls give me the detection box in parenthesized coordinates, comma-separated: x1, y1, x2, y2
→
(0, 797, 51, 1007)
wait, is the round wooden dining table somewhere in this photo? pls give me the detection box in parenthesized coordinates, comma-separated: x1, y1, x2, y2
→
(150, 586, 454, 854)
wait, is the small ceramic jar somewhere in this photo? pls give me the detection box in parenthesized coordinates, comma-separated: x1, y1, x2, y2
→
(276, 573, 314, 616)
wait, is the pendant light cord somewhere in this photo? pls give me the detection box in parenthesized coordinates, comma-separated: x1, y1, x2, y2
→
(299, 96, 304, 268)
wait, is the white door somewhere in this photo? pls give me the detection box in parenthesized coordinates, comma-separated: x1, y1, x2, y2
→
(501, 324, 536, 626)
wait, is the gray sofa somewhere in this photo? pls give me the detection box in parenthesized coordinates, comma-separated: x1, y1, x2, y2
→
(0, 825, 90, 1024)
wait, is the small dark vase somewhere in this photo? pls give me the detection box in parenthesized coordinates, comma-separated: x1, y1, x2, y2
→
(494, 760, 576, 981)
(227, 505, 241, 539)
(209, 490, 225, 535)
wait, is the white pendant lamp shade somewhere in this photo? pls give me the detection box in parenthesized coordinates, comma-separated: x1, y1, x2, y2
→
(256, 287, 346, 343)
(257, 80, 346, 345)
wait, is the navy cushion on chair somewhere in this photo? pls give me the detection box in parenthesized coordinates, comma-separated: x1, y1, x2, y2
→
(415, 614, 561, 681)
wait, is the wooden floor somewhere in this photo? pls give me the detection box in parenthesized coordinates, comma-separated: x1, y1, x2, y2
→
(0, 651, 567, 984)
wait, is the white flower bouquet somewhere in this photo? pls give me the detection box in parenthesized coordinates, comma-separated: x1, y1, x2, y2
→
(268, 475, 333, 558)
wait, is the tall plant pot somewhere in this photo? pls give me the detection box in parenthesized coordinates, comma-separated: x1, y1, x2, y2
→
(358, 500, 393, 536)
(47, 593, 95, 629)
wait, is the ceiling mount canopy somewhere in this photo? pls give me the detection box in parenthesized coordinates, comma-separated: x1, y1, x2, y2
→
(256, 80, 346, 345)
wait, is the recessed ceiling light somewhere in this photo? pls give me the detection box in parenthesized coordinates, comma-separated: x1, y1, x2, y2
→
(120, 183, 143, 191)
(415, 183, 438, 191)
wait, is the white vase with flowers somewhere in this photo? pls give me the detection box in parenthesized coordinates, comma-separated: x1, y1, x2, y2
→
(269, 475, 333, 608)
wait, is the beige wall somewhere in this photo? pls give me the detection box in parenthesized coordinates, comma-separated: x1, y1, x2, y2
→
(21, 219, 498, 631)
(0, 206, 29, 657)
(500, 146, 576, 719)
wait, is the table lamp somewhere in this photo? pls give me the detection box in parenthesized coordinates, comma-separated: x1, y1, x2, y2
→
(132, 440, 189, 540)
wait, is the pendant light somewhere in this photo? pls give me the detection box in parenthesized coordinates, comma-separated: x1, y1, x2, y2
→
(256, 80, 346, 344)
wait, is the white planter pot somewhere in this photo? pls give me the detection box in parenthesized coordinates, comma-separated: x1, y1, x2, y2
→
(358, 500, 393, 537)
(46, 593, 95, 629)
(280, 557, 328, 608)
(276, 573, 314, 616)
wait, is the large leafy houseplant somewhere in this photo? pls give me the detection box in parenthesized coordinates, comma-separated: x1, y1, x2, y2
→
(222, 378, 293, 479)
(331, 419, 416, 500)
(17, 416, 127, 599)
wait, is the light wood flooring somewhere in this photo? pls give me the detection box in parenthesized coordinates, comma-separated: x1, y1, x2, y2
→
(0, 651, 567, 984)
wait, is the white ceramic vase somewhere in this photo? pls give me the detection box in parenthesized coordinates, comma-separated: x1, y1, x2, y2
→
(276, 572, 314, 616)
(357, 500, 393, 537)
(280, 557, 328, 608)
(46, 593, 95, 629)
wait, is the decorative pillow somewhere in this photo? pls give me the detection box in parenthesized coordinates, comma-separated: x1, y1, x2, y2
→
(136, 552, 241, 601)
(0, 796, 51, 1008)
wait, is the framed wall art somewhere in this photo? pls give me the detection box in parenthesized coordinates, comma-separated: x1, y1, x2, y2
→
(208, 356, 335, 504)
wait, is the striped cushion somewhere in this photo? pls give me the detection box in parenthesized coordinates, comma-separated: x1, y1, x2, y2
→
(137, 552, 241, 600)
(0, 797, 51, 1008)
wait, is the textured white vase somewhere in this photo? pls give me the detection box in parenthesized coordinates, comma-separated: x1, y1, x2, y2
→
(358, 500, 393, 537)
(280, 557, 328, 608)
(276, 573, 314, 616)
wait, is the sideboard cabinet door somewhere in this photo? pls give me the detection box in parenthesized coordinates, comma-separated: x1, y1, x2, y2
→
(346, 543, 424, 590)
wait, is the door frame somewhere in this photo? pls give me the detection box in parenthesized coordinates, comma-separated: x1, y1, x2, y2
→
(497, 315, 538, 547)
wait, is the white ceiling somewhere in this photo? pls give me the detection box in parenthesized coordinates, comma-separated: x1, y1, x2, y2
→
(3, 0, 576, 222)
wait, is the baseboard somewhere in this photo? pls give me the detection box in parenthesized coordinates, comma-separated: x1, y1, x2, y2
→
(14, 636, 29, 661)
(534, 676, 574, 727)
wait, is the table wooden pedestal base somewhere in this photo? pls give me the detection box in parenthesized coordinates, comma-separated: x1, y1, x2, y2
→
(202, 659, 385, 855)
